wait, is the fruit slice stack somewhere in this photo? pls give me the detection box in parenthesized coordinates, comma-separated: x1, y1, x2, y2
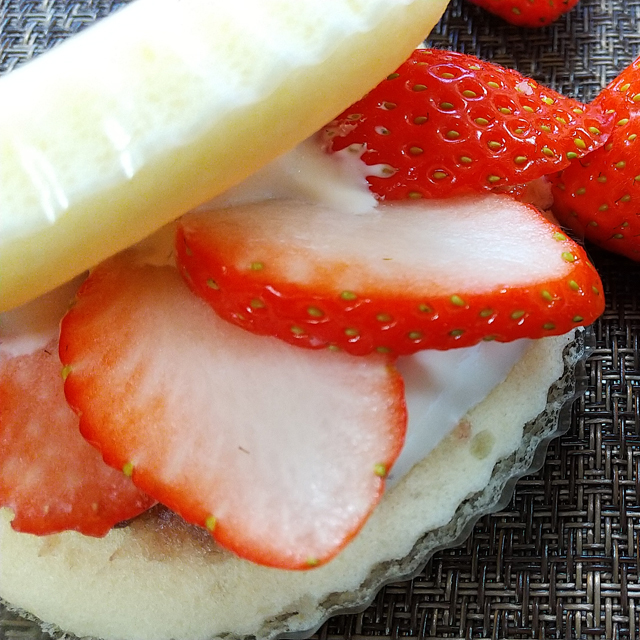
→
(2, 47, 613, 570)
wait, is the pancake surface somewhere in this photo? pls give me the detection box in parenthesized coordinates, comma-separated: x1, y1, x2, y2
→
(0, 332, 581, 640)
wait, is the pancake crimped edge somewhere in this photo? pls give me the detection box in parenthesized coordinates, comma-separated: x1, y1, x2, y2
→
(0, 332, 577, 640)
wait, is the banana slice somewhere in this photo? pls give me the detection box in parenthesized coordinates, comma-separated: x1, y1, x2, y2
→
(0, 0, 449, 312)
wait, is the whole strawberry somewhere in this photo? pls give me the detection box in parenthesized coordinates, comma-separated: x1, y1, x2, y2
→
(469, 0, 579, 28)
(324, 49, 611, 201)
(550, 57, 640, 261)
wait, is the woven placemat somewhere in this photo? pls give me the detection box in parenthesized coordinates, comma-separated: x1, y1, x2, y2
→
(1, 1, 639, 639)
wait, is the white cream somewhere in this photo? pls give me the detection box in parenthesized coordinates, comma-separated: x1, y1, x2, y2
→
(0, 276, 84, 358)
(392, 339, 529, 487)
(206, 137, 377, 214)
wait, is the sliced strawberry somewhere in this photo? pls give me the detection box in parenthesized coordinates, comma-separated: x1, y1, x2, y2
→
(550, 57, 640, 261)
(469, 0, 579, 27)
(324, 49, 613, 200)
(175, 196, 604, 357)
(59, 255, 406, 569)
(0, 340, 155, 536)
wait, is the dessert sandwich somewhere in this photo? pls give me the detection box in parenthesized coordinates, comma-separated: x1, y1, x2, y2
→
(0, 0, 620, 638)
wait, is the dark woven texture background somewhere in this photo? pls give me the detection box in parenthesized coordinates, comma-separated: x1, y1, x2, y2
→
(1, 0, 640, 638)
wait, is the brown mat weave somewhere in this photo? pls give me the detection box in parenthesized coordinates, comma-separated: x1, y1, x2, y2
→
(1, 1, 639, 638)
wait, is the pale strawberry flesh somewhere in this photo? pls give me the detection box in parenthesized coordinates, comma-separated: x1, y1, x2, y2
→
(59, 256, 406, 569)
(0, 341, 155, 536)
(176, 195, 604, 356)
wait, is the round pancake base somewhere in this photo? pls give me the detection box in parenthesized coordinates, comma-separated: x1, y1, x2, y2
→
(0, 332, 583, 640)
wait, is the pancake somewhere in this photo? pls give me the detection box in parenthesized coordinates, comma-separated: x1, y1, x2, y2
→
(0, 330, 583, 640)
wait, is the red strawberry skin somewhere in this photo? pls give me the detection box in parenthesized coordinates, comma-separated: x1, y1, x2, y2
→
(324, 49, 612, 200)
(469, 0, 579, 27)
(0, 342, 155, 536)
(60, 255, 406, 569)
(550, 57, 640, 261)
(176, 197, 604, 357)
